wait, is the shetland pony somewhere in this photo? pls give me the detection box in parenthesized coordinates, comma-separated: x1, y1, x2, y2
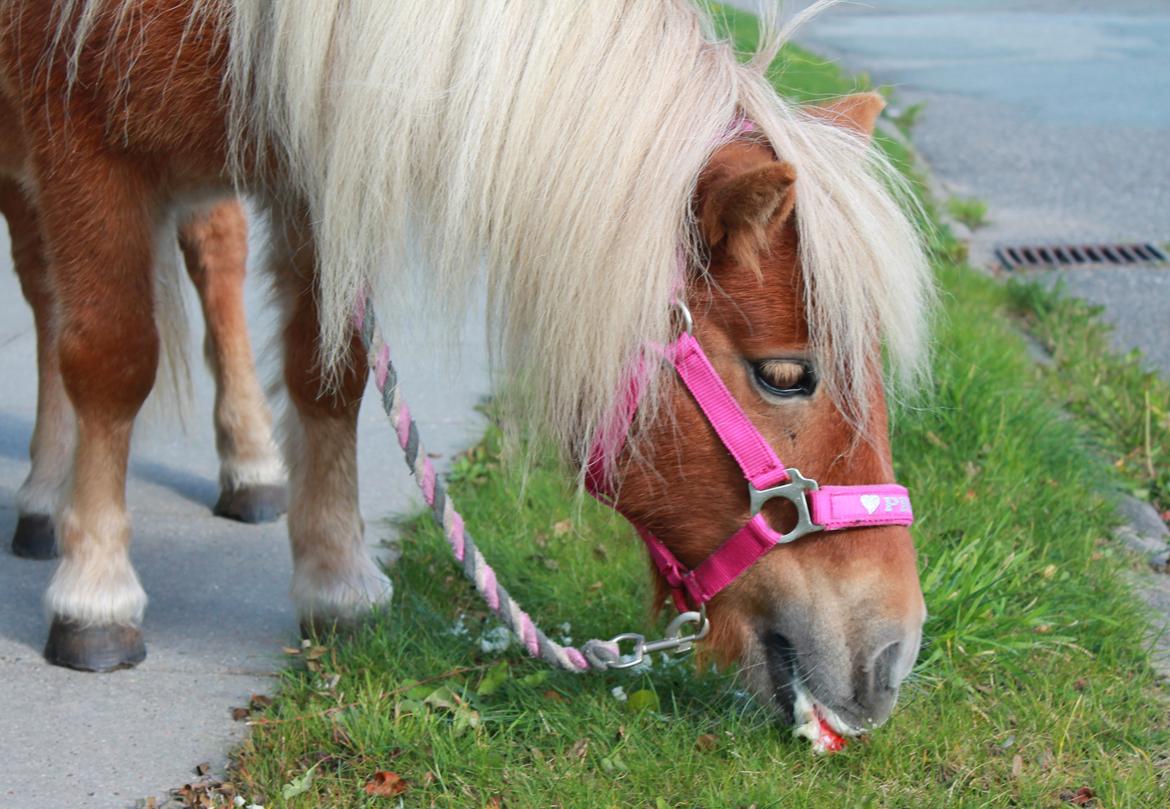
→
(0, 178, 286, 560)
(0, 0, 932, 732)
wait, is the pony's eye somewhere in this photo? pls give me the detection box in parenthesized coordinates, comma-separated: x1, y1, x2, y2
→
(751, 359, 816, 398)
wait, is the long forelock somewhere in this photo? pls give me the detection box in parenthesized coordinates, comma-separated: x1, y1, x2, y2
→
(53, 0, 932, 466)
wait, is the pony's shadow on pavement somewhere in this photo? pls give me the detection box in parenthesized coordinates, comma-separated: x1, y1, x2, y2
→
(0, 411, 220, 510)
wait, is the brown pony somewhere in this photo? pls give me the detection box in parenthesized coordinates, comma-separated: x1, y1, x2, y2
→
(0, 0, 933, 735)
(0, 103, 284, 561)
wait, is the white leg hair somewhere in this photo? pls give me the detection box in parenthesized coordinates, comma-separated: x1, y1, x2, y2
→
(44, 500, 146, 626)
(283, 398, 391, 621)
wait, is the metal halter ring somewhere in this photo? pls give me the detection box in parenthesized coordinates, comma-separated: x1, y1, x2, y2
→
(748, 467, 825, 545)
(672, 299, 694, 336)
(605, 604, 710, 670)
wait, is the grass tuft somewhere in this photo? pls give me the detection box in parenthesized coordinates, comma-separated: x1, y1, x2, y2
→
(1007, 280, 1170, 516)
(947, 197, 990, 230)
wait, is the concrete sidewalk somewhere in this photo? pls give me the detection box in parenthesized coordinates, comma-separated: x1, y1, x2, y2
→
(0, 214, 490, 808)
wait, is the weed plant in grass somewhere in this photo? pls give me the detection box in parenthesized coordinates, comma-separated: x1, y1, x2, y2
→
(1007, 281, 1170, 517)
(230, 14, 1168, 809)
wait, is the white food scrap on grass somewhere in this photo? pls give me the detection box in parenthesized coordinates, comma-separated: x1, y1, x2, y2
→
(611, 686, 628, 702)
(449, 613, 470, 639)
(479, 626, 513, 654)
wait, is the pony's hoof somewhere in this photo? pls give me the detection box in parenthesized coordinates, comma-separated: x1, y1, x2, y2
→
(11, 514, 57, 559)
(214, 483, 287, 524)
(44, 618, 146, 672)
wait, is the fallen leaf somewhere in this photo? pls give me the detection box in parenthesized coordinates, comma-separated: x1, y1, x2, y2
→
(281, 761, 320, 800)
(1058, 786, 1095, 806)
(304, 645, 330, 661)
(1011, 754, 1023, 778)
(518, 670, 549, 687)
(486, 797, 502, 809)
(281, 646, 301, 656)
(424, 686, 462, 711)
(543, 689, 566, 703)
(477, 660, 511, 697)
(588, 581, 604, 591)
(695, 734, 717, 752)
(1073, 678, 1088, 691)
(627, 689, 660, 713)
(364, 771, 409, 798)
(195, 762, 211, 776)
(552, 519, 572, 537)
(592, 544, 609, 561)
(249, 694, 273, 710)
(231, 707, 251, 721)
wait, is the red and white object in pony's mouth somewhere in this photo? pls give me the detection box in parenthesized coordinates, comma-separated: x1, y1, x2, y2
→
(792, 684, 853, 754)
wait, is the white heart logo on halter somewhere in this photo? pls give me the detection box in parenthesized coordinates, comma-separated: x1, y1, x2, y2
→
(860, 494, 881, 515)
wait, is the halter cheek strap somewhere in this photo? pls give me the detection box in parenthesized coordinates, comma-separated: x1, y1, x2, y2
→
(587, 306, 914, 613)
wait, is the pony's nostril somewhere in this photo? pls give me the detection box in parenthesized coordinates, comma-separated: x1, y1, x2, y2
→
(873, 640, 903, 691)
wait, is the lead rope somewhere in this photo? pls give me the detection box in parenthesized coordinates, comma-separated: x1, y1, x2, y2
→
(354, 295, 632, 671)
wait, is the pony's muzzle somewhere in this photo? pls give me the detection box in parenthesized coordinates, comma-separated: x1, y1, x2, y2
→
(761, 616, 923, 733)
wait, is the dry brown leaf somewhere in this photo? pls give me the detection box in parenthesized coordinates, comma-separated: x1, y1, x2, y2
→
(249, 694, 273, 710)
(364, 771, 409, 798)
(230, 707, 250, 721)
(194, 762, 210, 776)
(1058, 787, 1096, 806)
(695, 733, 718, 752)
(568, 738, 589, 760)
(552, 519, 572, 537)
(543, 689, 566, 703)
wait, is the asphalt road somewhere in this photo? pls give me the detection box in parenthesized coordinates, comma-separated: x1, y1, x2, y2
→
(0, 212, 490, 808)
(734, 0, 1170, 372)
(825, 0, 1170, 371)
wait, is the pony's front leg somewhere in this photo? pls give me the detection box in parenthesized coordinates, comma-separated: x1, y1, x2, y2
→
(0, 179, 74, 559)
(178, 199, 286, 524)
(270, 211, 391, 630)
(33, 153, 157, 671)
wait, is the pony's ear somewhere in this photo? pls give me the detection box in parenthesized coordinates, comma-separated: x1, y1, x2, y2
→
(806, 92, 885, 139)
(698, 161, 797, 275)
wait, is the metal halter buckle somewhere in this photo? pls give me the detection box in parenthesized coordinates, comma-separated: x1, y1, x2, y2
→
(748, 468, 825, 544)
(605, 605, 710, 670)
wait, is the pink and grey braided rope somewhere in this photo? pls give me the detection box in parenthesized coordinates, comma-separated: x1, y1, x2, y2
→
(354, 296, 621, 671)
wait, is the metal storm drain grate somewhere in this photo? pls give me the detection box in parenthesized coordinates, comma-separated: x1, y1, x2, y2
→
(996, 242, 1168, 271)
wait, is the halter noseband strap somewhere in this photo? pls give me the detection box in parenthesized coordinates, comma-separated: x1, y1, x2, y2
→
(587, 301, 914, 613)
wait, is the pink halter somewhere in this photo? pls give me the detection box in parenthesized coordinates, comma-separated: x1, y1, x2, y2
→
(586, 302, 914, 613)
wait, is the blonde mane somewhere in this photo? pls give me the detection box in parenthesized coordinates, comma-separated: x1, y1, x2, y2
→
(60, 0, 933, 464)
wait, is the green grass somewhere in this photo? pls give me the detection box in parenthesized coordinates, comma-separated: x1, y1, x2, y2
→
(1006, 281, 1170, 517)
(224, 11, 1168, 809)
(946, 197, 990, 231)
